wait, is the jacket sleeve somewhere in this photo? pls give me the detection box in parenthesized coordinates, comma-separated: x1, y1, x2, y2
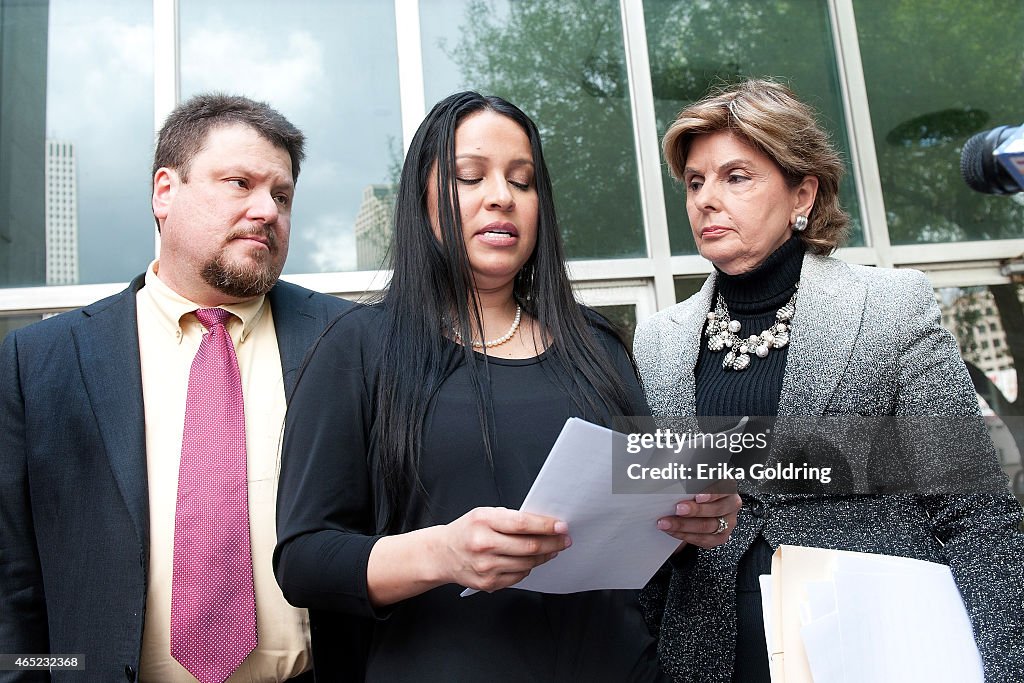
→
(0, 331, 51, 683)
(273, 310, 387, 620)
(894, 271, 1024, 681)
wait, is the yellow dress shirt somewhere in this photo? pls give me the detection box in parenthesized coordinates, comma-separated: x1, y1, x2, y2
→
(136, 261, 310, 682)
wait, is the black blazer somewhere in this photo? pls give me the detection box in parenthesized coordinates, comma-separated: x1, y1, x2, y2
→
(0, 275, 354, 682)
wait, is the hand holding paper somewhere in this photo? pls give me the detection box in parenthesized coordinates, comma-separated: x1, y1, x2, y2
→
(439, 506, 572, 594)
(462, 417, 743, 597)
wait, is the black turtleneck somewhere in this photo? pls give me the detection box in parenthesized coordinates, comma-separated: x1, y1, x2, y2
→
(695, 235, 805, 418)
(693, 235, 805, 683)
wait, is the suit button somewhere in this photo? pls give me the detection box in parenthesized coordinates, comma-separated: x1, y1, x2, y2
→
(125, 664, 136, 681)
(749, 501, 765, 518)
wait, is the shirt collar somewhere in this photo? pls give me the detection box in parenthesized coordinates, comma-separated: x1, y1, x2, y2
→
(143, 260, 268, 343)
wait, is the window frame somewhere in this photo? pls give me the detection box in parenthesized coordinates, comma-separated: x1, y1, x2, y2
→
(0, 0, 1018, 326)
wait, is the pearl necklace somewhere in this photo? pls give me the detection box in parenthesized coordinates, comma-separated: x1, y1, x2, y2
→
(705, 284, 798, 371)
(454, 304, 522, 348)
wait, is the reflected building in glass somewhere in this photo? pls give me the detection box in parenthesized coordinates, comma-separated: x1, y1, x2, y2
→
(45, 139, 79, 285)
(940, 286, 1020, 389)
(354, 184, 395, 272)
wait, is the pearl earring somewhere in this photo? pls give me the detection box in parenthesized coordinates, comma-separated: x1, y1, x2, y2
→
(792, 215, 808, 232)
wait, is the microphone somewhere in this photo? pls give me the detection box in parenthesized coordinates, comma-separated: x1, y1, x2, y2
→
(960, 124, 1024, 194)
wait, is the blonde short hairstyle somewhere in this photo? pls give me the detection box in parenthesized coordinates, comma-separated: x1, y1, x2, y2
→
(663, 79, 850, 254)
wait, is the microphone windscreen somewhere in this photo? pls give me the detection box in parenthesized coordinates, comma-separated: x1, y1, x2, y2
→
(959, 125, 1021, 195)
(960, 131, 992, 193)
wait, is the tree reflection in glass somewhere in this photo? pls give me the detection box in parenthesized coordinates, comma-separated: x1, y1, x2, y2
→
(423, 0, 645, 260)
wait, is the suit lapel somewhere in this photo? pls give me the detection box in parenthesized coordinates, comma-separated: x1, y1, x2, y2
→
(268, 282, 322, 397)
(72, 280, 149, 546)
(66, 280, 329, 552)
(778, 254, 866, 416)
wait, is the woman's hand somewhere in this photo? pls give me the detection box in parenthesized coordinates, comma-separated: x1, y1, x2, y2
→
(657, 492, 741, 549)
(435, 507, 571, 592)
(367, 507, 569, 606)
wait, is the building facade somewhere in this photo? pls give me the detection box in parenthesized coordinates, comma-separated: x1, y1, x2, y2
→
(1, 0, 1022, 484)
(353, 184, 395, 272)
(45, 139, 79, 285)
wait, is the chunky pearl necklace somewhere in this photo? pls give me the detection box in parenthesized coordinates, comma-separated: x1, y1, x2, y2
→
(454, 304, 522, 348)
(705, 284, 797, 371)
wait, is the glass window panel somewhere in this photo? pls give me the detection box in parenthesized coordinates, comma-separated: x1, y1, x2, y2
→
(593, 303, 637, 348)
(854, 0, 1024, 244)
(179, 1, 402, 274)
(674, 275, 705, 304)
(0, 313, 49, 339)
(1, 0, 153, 288)
(420, 0, 646, 260)
(937, 283, 1023, 501)
(642, 0, 863, 255)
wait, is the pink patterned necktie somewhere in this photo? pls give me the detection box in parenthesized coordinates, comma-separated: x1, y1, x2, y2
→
(171, 308, 257, 683)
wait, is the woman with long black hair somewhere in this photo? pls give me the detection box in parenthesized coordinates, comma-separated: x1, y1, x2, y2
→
(273, 92, 739, 682)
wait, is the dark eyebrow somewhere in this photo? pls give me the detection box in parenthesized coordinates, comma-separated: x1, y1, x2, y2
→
(455, 154, 534, 169)
(683, 158, 753, 177)
(716, 158, 753, 173)
(221, 165, 295, 193)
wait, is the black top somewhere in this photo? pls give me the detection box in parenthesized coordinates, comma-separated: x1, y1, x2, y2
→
(275, 304, 665, 682)
(695, 235, 804, 419)
(693, 236, 804, 683)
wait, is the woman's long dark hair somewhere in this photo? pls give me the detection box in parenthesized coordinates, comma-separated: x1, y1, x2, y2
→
(375, 91, 637, 531)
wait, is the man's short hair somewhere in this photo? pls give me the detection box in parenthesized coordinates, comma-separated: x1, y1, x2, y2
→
(153, 93, 306, 183)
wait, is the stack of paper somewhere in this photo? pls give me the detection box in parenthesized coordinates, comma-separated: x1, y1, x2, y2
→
(761, 545, 983, 683)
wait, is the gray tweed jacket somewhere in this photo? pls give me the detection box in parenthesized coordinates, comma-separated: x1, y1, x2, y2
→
(633, 253, 1024, 683)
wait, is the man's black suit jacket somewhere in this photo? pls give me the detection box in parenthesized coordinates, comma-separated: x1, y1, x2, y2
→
(0, 275, 357, 682)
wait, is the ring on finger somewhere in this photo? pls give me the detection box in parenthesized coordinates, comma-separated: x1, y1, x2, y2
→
(711, 516, 729, 535)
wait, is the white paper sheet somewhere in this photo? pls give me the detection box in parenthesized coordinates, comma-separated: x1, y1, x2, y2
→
(768, 546, 985, 683)
(830, 566, 984, 682)
(461, 417, 739, 596)
(759, 575, 783, 683)
(800, 611, 845, 683)
(801, 580, 837, 624)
